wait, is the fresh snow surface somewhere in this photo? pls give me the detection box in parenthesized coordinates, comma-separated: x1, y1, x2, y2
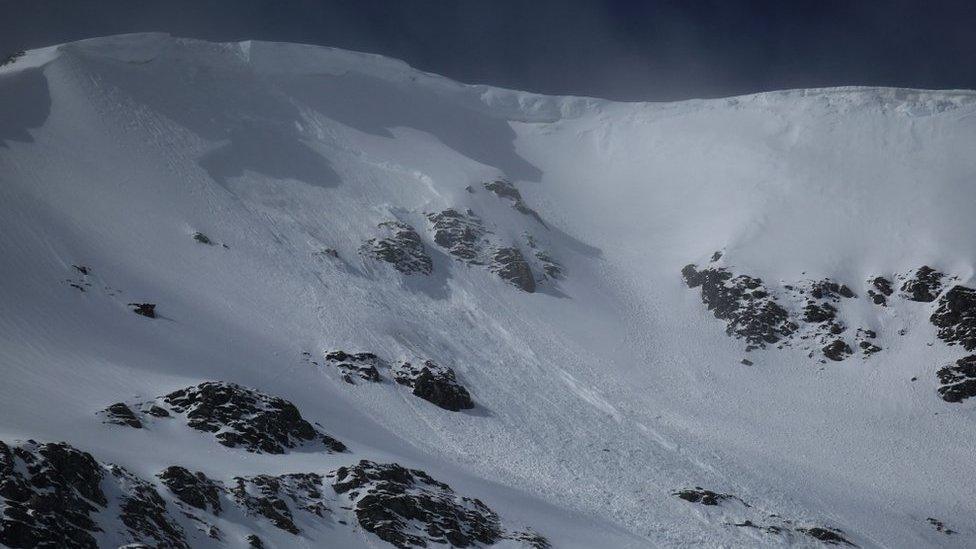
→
(1, 33, 975, 548)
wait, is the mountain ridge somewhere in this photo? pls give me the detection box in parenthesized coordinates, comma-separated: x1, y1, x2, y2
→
(1, 33, 975, 548)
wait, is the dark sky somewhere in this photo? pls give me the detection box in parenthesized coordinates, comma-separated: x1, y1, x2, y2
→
(2, 0, 974, 101)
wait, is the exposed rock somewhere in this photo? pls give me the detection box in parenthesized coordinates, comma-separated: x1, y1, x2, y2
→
(672, 487, 742, 506)
(192, 232, 213, 245)
(507, 531, 552, 549)
(804, 301, 837, 323)
(1, 51, 26, 67)
(0, 440, 107, 549)
(483, 179, 546, 227)
(930, 285, 976, 350)
(797, 526, 856, 546)
(427, 208, 488, 263)
(246, 534, 266, 548)
(741, 358, 754, 366)
(822, 340, 853, 361)
(901, 266, 944, 302)
(323, 351, 383, 383)
(159, 466, 223, 515)
(534, 250, 563, 280)
(232, 473, 328, 535)
(926, 517, 956, 535)
(101, 402, 143, 428)
(110, 465, 188, 549)
(936, 355, 976, 403)
(332, 460, 543, 548)
(149, 382, 346, 454)
(314, 247, 340, 259)
(392, 360, 474, 411)
(361, 221, 432, 275)
(858, 340, 881, 356)
(810, 279, 856, 300)
(491, 247, 536, 293)
(128, 303, 156, 318)
(143, 404, 170, 417)
(868, 276, 893, 305)
(73, 264, 90, 275)
(855, 328, 881, 356)
(681, 264, 796, 350)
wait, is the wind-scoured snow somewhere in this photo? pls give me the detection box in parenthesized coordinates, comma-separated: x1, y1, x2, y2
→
(1, 33, 975, 548)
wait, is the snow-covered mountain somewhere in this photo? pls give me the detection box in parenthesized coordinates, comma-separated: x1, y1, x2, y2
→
(1, 33, 975, 548)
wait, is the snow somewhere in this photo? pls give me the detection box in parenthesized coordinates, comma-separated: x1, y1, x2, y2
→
(1, 32, 975, 547)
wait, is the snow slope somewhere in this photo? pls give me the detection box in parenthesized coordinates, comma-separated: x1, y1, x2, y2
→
(1, 33, 975, 547)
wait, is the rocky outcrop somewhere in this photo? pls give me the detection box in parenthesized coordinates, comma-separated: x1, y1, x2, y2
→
(393, 360, 474, 411)
(323, 351, 383, 383)
(427, 208, 488, 264)
(930, 285, 976, 351)
(936, 355, 976, 403)
(159, 382, 346, 454)
(192, 232, 213, 245)
(128, 303, 156, 318)
(673, 483, 856, 546)
(0, 440, 107, 549)
(100, 402, 143, 428)
(867, 276, 893, 305)
(672, 487, 743, 506)
(232, 473, 328, 535)
(491, 247, 536, 293)
(4, 439, 551, 548)
(64, 264, 93, 292)
(810, 279, 856, 300)
(331, 460, 546, 548)
(534, 250, 562, 280)
(900, 266, 945, 302)
(803, 302, 837, 323)
(361, 221, 433, 275)
(855, 329, 881, 357)
(1, 51, 25, 67)
(682, 264, 796, 350)
(822, 339, 853, 361)
(483, 179, 546, 227)
(926, 517, 956, 535)
(796, 526, 856, 546)
(110, 465, 189, 548)
(159, 466, 223, 515)
(426, 208, 559, 290)
(104, 382, 346, 454)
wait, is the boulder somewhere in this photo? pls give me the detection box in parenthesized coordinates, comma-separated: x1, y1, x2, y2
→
(393, 360, 474, 411)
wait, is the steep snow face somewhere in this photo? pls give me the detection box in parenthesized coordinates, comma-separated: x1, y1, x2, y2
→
(1, 33, 976, 548)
